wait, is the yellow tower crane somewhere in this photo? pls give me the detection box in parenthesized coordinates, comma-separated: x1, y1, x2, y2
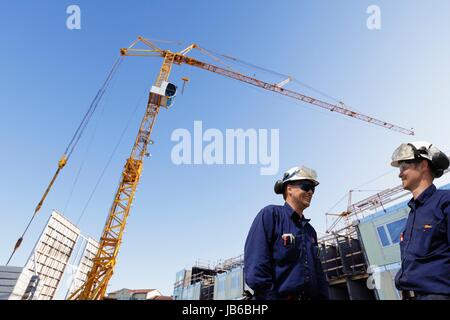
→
(62, 36, 413, 299)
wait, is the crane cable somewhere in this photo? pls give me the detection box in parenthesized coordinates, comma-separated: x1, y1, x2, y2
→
(142, 38, 364, 114)
(145, 38, 353, 111)
(63, 61, 122, 217)
(76, 83, 151, 226)
(6, 56, 124, 266)
(196, 46, 367, 113)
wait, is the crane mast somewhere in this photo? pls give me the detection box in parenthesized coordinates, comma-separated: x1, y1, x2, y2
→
(68, 53, 176, 300)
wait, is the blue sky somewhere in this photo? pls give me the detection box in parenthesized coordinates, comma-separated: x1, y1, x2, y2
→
(1, 1, 450, 297)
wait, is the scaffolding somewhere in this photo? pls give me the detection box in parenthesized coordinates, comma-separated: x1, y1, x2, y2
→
(319, 166, 450, 299)
(174, 254, 245, 300)
(215, 254, 244, 273)
(318, 227, 374, 300)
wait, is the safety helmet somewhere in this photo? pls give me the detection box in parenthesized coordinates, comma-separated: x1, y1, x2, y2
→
(274, 165, 319, 194)
(391, 141, 449, 178)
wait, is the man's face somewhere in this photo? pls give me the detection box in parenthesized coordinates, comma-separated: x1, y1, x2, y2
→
(287, 180, 316, 210)
(398, 159, 423, 191)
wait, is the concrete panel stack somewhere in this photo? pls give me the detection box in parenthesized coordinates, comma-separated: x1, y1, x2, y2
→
(0, 266, 33, 300)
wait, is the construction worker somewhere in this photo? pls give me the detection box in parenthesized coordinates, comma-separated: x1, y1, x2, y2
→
(244, 166, 329, 300)
(391, 141, 450, 300)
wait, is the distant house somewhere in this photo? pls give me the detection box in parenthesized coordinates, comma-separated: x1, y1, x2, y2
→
(151, 295, 174, 300)
(107, 288, 170, 300)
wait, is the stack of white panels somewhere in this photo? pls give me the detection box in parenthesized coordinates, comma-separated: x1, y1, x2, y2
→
(66, 237, 99, 298)
(25, 210, 80, 300)
(0, 266, 32, 300)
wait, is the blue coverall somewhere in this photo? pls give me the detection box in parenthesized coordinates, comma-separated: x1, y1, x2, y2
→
(244, 202, 329, 300)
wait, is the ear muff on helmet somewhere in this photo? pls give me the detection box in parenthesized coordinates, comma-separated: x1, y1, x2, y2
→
(432, 150, 450, 170)
(274, 172, 290, 194)
(432, 168, 444, 178)
(430, 150, 450, 178)
(274, 180, 284, 194)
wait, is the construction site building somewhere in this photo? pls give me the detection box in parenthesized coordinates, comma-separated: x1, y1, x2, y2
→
(318, 232, 376, 300)
(319, 182, 450, 300)
(0, 266, 34, 300)
(174, 182, 450, 300)
(106, 288, 171, 300)
(174, 255, 246, 300)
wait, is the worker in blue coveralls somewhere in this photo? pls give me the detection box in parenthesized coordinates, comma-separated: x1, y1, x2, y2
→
(244, 165, 329, 300)
(391, 141, 450, 300)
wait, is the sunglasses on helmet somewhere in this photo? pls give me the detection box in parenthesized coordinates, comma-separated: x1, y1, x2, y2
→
(292, 181, 316, 193)
(398, 159, 421, 172)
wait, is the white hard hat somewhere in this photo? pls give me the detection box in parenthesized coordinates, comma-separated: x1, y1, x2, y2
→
(391, 141, 449, 177)
(274, 165, 319, 194)
(391, 141, 433, 167)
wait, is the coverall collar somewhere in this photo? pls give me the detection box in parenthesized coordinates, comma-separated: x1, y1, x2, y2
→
(408, 183, 436, 208)
(284, 202, 311, 226)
